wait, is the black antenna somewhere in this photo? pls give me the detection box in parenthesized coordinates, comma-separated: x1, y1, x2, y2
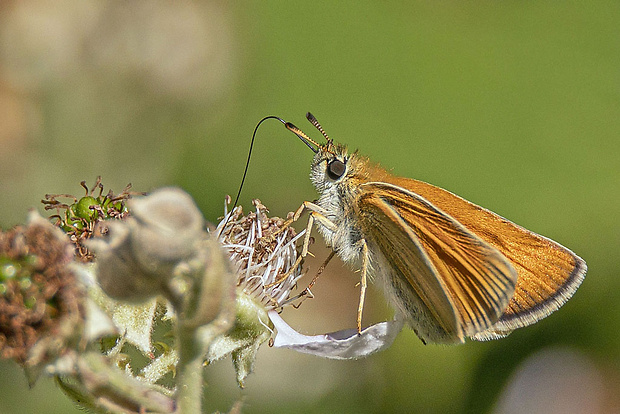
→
(225, 114, 321, 229)
(230, 116, 286, 210)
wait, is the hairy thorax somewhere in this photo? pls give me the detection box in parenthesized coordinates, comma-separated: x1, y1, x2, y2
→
(315, 184, 364, 265)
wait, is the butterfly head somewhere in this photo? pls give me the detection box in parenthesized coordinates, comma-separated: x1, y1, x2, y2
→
(310, 142, 352, 193)
(288, 114, 375, 189)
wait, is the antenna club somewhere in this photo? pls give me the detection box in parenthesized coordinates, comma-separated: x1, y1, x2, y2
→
(305, 112, 330, 142)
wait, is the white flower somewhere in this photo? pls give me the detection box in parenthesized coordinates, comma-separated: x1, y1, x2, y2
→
(268, 311, 405, 359)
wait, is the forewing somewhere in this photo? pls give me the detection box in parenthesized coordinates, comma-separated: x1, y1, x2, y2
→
(358, 195, 462, 342)
(389, 177, 587, 340)
(359, 182, 517, 339)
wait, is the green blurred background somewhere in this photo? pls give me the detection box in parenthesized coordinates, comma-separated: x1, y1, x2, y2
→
(0, 1, 618, 413)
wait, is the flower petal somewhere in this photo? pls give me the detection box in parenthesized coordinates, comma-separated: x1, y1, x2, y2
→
(268, 310, 405, 360)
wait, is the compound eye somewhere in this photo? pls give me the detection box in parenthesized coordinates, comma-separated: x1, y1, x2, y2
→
(327, 159, 346, 180)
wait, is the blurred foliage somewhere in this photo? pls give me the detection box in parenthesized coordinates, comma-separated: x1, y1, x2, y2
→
(0, 0, 618, 413)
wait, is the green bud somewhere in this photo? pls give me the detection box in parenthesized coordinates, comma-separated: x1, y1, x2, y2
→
(74, 196, 99, 220)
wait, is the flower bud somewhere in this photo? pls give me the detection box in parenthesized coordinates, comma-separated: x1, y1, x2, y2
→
(88, 188, 206, 303)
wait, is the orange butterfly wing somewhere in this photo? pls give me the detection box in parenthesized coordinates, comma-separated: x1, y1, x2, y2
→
(358, 182, 518, 343)
(389, 177, 587, 340)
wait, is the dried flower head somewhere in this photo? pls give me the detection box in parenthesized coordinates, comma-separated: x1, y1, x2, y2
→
(0, 213, 84, 364)
(216, 199, 305, 310)
(196, 199, 307, 387)
(42, 176, 141, 262)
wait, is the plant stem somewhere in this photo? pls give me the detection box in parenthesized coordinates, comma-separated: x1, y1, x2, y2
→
(175, 334, 204, 414)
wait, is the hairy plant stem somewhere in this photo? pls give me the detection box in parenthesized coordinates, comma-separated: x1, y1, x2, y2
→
(175, 237, 237, 413)
(175, 333, 204, 413)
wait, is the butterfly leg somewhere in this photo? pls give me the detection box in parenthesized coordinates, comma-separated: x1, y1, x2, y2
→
(272, 201, 371, 332)
(357, 239, 369, 333)
(263, 201, 330, 242)
(308, 250, 336, 290)
(278, 250, 337, 308)
(302, 202, 370, 333)
(289, 201, 336, 270)
(266, 201, 335, 287)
